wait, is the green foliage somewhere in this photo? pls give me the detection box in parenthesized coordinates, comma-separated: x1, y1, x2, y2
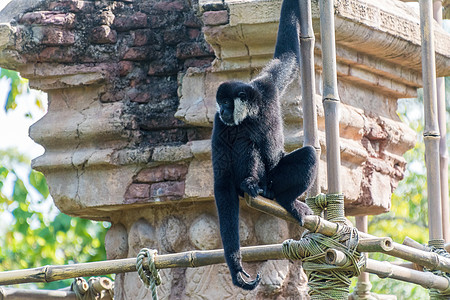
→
(0, 70, 110, 290)
(0, 68, 46, 117)
(0, 149, 110, 289)
(366, 87, 450, 299)
(0, 68, 29, 111)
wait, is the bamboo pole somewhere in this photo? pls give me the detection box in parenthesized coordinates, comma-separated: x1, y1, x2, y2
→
(419, 0, 443, 242)
(0, 287, 78, 300)
(299, 0, 321, 197)
(365, 259, 450, 292)
(354, 216, 372, 298)
(319, 0, 341, 195)
(245, 195, 450, 273)
(0, 236, 429, 287)
(325, 249, 450, 292)
(433, 0, 450, 243)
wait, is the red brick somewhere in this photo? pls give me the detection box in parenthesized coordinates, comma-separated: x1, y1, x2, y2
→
(184, 57, 214, 68)
(187, 28, 200, 40)
(20, 11, 76, 28)
(37, 27, 75, 46)
(122, 47, 150, 61)
(150, 181, 185, 198)
(136, 165, 188, 183)
(153, 1, 187, 12)
(131, 92, 151, 103)
(125, 183, 150, 199)
(164, 165, 188, 181)
(37, 47, 75, 62)
(49, 0, 93, 12)
(91, 25, 117, 44)
(136, 166, 166, 183)
(133, 29, 158, 46)
(176, 42, 214, 59)
(118, 61, 134, 76)
(202, 10, 228, 26)
(114, 12, 147, 31)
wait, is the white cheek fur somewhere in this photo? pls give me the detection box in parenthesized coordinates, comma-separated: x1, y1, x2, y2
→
(233, 98, 248, 125)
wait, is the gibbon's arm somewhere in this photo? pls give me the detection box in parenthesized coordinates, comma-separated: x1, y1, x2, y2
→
(252, 0, 301, 98)
(274, 0, 301, 64)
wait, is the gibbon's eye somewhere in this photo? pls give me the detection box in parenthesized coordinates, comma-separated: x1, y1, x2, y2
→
(238, 92, 246, 100)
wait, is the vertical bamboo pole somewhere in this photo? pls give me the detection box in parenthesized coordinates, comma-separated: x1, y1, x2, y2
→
(354, 216, 372, 298)
(419, 0, 443, 242)
(299, 0, 320, 197)
(433, 0, 450, 243)
(319, 0, 341, 195)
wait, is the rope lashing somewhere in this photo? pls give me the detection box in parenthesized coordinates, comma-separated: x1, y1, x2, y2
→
(136, 248, 161, 300)
(284, 193, 365, 300)
(427, 239, 450, 299)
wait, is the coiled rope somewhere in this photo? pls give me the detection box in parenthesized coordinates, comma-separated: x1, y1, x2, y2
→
(428, 239, 450, 299)
(136, 248, 161, 300)
(283, 193, 365, 300)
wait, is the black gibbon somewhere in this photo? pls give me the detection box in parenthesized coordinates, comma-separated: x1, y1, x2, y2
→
(211, 0, 318, 291)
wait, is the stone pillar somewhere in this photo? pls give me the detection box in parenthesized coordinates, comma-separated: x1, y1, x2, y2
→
(1, 0, 450, 299)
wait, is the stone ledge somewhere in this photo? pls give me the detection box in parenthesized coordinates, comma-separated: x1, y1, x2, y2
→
(203, 0, 450, 76)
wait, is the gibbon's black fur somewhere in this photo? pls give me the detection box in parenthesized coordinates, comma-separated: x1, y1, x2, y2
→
(211, 0, 318, 291)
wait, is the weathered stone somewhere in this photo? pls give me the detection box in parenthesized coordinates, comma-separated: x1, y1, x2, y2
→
(113, 12, 147, 31)
(255, 214, 289, 244)
(118, 60, 133, 76)
(20, 11, 76, 28)
(2, 0, 450, 298)
(149, 181, 184, 199)
(189, 214, 220, 250)
(32, 27, 75, 45)
(176, 41, 214, 59)
(91, 25, 117, 44)
(153, 0, 187, 12)
(159, 216, 187, 253)
(124, 183, 150, 199)
(105, 223, 128, 260)
(202, 10, 228, 26)
(128, 218, 156, 256)
(132, 29, 158, 46)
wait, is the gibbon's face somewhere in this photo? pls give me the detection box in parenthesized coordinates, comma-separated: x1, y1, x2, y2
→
(216, 81, 256, 126)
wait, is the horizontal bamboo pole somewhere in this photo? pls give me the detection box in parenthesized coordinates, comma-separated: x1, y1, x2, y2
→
(323, 249, 450, 292)
(0, 287, 78, 300)
(366, 259, 450, 292)
(245, 195, 450, 273)
(0, 237, 422, 287)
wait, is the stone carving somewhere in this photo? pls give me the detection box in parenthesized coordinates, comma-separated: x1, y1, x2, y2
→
(189, 214, 220, 250)
(255, 214, 290, 245)
(159, 216, 187, 253)
(1, 0, 450, 298)
(105, 223, 128, 260)
(128, 218, 156, 256)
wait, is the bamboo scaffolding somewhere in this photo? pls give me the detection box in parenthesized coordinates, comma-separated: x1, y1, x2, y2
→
(0, 287, 78, 300)
(299, 0, 320, 197)
(2, 240, 450, 292)
(354, 216, 372, 298)
(326, 249, 450, 291)
(433, 0, 450, 243)
(419, 0, 443, 242)
(245, 195, 450, 273)
(319, 0, 341, 195)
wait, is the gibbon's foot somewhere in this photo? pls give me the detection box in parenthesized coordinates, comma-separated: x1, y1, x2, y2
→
(240, 178, 260, 198)
(293, 200, 313, 226)
(233, 270, 261, 290)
